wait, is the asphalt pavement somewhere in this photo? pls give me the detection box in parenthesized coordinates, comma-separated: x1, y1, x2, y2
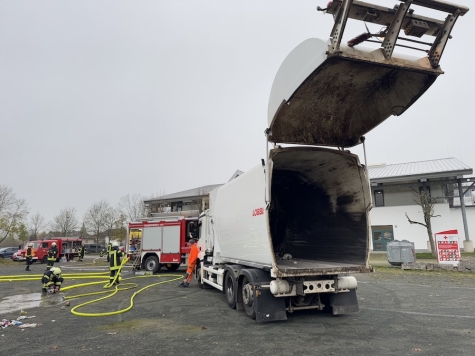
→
(1, 256, 475, 356)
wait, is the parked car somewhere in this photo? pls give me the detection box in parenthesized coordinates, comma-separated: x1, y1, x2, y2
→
(84, 244, 105, 253)
(0, 247, 20, 259)
(12, 251, 25, 261)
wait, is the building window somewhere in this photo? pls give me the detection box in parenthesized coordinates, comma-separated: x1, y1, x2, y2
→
(374, 190, 384, 207)
(419, 186, 431, 197)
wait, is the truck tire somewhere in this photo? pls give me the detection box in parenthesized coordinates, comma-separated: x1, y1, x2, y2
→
(165, 263, 180, 271)
(144, 256, 161, 273)
(41, 256, 47, 264)
(224, 272, 236, 309)
(241, 276, 256, 319)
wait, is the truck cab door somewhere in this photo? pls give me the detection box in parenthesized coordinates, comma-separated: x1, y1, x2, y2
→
(40, 242, 49, 259)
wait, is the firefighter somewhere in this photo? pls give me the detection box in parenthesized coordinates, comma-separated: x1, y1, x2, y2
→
(41, 267, 64, 293)
(179, 238, 198, 288)
(109, 241, 124, 285)
(78, 244, 85, 262)
(46, 242, 58, 270)
(25, 242, 35, 271)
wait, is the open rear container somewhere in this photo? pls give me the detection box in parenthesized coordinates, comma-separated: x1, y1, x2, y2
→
(269, 147, 372, 277)
(266, 0, 468, 277)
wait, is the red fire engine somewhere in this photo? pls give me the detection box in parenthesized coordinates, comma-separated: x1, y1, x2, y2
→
(126, 210, 199, 273)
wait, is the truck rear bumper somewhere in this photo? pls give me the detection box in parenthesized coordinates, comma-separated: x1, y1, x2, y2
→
(273, 258, 373, 277)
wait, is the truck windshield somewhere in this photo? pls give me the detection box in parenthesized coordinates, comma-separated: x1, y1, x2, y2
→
(23, 242, 41, 249)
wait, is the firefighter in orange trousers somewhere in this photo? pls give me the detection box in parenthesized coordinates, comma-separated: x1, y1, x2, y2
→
(179, 238, 198, 288)
(25, 243, 35, 271)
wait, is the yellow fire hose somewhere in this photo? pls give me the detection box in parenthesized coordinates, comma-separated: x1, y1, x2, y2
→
(0, 257, 184, 317)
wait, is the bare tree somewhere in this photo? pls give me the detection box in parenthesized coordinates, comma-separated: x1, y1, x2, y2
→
(105, 208, 127, 245)
(0, 185, 15, 213)
(51, 208, 78, 237)
(78, 222, 88, 239)
(29, 212, 46, 240)
(84, 200, 110, 251)
(119, 194, 145, 222)
(0, 185, 29, 243)
(405, 189, 440, 257)
(105, 206, 120, 241)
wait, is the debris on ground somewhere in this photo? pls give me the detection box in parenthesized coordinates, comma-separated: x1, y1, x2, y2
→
(18, 323, 41, 328)
(1, 314, 38, 329)
(17, 315, 35, 320)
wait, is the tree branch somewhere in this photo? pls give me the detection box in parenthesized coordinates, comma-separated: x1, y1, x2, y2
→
(405, 212, 427, 227)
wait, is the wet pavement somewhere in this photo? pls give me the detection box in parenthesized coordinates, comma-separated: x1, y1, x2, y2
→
(0, 292, 63, 315)
(1, 256, 475, 355)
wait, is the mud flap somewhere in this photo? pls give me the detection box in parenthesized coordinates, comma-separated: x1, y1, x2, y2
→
(330, 289, 359, 315)
(240, 269, 287, 322)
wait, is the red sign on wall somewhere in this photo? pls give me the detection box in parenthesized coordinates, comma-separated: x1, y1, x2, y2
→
(434, 229, 460, 266)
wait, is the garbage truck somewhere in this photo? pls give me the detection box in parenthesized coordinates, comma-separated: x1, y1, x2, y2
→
(194, 0, 469, 321)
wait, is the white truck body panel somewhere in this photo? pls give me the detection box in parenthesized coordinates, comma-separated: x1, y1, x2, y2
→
(211, 165, 272, 266)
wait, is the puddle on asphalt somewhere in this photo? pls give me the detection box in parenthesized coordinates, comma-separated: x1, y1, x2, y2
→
(0, 293, 64, 315)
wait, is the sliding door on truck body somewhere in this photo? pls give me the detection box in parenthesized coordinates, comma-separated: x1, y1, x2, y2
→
(142, 225, 162, 250)
(162, 223, 181, 254)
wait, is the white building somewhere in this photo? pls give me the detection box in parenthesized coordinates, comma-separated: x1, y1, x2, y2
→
(368, 158, 474, 251)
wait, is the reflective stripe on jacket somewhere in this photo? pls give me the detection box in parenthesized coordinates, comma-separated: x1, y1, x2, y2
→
(109, 249, 123, 271)
(48, 246, 58, 261)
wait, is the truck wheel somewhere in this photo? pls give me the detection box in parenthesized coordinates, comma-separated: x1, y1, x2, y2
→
(224, 272, 236, 309)
(41, 256, 47, 264)
(144, 256, 161, 273)
(241, 276, 256, 319)
(165, 263, 180, 271)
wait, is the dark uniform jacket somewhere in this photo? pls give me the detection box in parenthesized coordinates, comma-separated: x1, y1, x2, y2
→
(41, 269, 64, 289)
(109, 248, 124, 271)
(47, 246, 58, 262)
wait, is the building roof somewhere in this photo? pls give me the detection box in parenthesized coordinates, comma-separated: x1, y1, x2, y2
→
(368, 157, 473, 183)
(144, 184, 223, 203)
(145, 170, 244, 204)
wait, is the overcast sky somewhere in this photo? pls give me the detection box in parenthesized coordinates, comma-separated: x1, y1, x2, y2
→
(1, 0, 473, 226)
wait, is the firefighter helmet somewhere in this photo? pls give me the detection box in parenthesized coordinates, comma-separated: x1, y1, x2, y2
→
(28, 243, 33, 247)
(51, 267, 61, 276)
(112, 241, 119, 248)
(52, 242, 57, 247)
